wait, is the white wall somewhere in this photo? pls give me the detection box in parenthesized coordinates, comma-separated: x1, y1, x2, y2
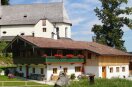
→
(0, 20, 71, 39)
(85, 66, 99, 77)
(0, 25, 34, 37)
(105, 65, 129, 78)
(85, 65, 129, 79)
(55, 23, 71, 38)
(46, 64, 82, 81)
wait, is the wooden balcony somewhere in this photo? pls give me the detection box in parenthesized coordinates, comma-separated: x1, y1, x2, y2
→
(13, 56, 85, 64)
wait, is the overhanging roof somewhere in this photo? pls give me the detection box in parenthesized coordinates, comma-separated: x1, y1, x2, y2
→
(4, 36, 132, 56)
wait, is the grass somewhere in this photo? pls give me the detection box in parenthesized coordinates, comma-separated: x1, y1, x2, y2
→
(68, 78, 132, 87)
(0, 76, 51, 87)
(0, 76, 132, 87)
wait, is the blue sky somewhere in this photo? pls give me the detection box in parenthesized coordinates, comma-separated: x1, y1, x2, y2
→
(9, 0, 132, 52)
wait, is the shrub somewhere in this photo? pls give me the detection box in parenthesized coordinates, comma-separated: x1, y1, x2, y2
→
(70, 74, 76, 80)
(0, 68, 3, 73)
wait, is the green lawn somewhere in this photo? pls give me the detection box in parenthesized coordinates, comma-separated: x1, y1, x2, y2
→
(69, 78, 132, 87)
(0, 76, 132, 87)
(0, 76, 52, 87)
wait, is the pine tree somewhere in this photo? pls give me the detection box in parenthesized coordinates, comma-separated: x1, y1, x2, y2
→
(1, 0, 10, 5)
(92, 0, 132, 51)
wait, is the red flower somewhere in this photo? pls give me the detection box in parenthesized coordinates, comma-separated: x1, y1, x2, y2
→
(77, 54, 84, 58)
(54, 54, 63, 58)
(66, 54, 74, 58)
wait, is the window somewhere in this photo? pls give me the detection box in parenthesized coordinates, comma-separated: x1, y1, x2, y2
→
(57, 50, 63, 55)
(19, 66, 22, 71)
(42, 20, 46, 26)
(53, 68, 57, 74)
(21, 33, 25, 36)
(40, 68, 44, 74)
(56, 27, 59, 39)
(75, 66, 81, 72)
(122, 67, 125, 72)
(87, 53, 91, 59)
(43, 28, 46, 32)
(63, 68, 68, 73)
(32, 68, 35, 73)
(65, 27, 68, 37)
(24, 15, 27, 18)
(3, 31, 7, 34)
(56, 27, 59, 32)
(116, 67, 119, 72)
(110, 67, 113, 73)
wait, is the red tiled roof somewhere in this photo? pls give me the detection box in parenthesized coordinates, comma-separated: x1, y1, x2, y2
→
(19, 36, 131, 56)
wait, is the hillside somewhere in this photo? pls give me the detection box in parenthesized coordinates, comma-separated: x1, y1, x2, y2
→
(0, 57, 14, 68)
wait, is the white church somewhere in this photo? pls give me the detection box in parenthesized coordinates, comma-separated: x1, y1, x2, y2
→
(0, 1, 72, 41)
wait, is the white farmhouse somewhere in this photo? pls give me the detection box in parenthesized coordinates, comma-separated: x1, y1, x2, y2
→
(0, 1, 72, 41)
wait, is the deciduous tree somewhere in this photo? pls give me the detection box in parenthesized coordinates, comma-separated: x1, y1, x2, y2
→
(1, 0, 10, 5)
(92, 0, 132, 51)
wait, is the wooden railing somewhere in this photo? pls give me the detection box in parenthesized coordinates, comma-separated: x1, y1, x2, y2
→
(13, 56, 85, 64)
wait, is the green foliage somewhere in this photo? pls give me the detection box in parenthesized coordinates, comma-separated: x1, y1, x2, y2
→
(0, 57, 13, 65)
(92, 0, 132, 51)
(0, 40, 7, 52)
(0, 68, 3, 73)
(68, 78, 132, 87)
(70, 74, 76, 80)
(1, 0, 10, 5)
(0, 76, 51, 87)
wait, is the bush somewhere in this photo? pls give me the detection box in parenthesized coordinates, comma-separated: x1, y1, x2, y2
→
(0, 68, 3, 73)
(70, 74, 76, 80)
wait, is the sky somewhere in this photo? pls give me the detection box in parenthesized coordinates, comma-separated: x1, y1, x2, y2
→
(9, 0, 132, 52)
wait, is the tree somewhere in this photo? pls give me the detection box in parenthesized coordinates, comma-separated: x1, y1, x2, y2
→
(1, 0, 10, 5)
(92, 0, 132, 51)
(0, 40, 8, 57)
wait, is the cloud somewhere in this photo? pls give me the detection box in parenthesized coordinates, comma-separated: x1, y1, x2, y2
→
(70, 3, 88, 10)
(72, 17, 86, 26)
(33, 0, 44, 3)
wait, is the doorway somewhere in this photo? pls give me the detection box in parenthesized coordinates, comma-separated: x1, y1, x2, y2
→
(102, 66, 106, 78)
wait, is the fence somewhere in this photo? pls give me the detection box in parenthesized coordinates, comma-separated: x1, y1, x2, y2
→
(0, 81, 46, 87)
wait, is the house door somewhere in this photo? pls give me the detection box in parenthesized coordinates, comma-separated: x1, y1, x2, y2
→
(26, 65, 29, 78)
(102, 66, 106, 78)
